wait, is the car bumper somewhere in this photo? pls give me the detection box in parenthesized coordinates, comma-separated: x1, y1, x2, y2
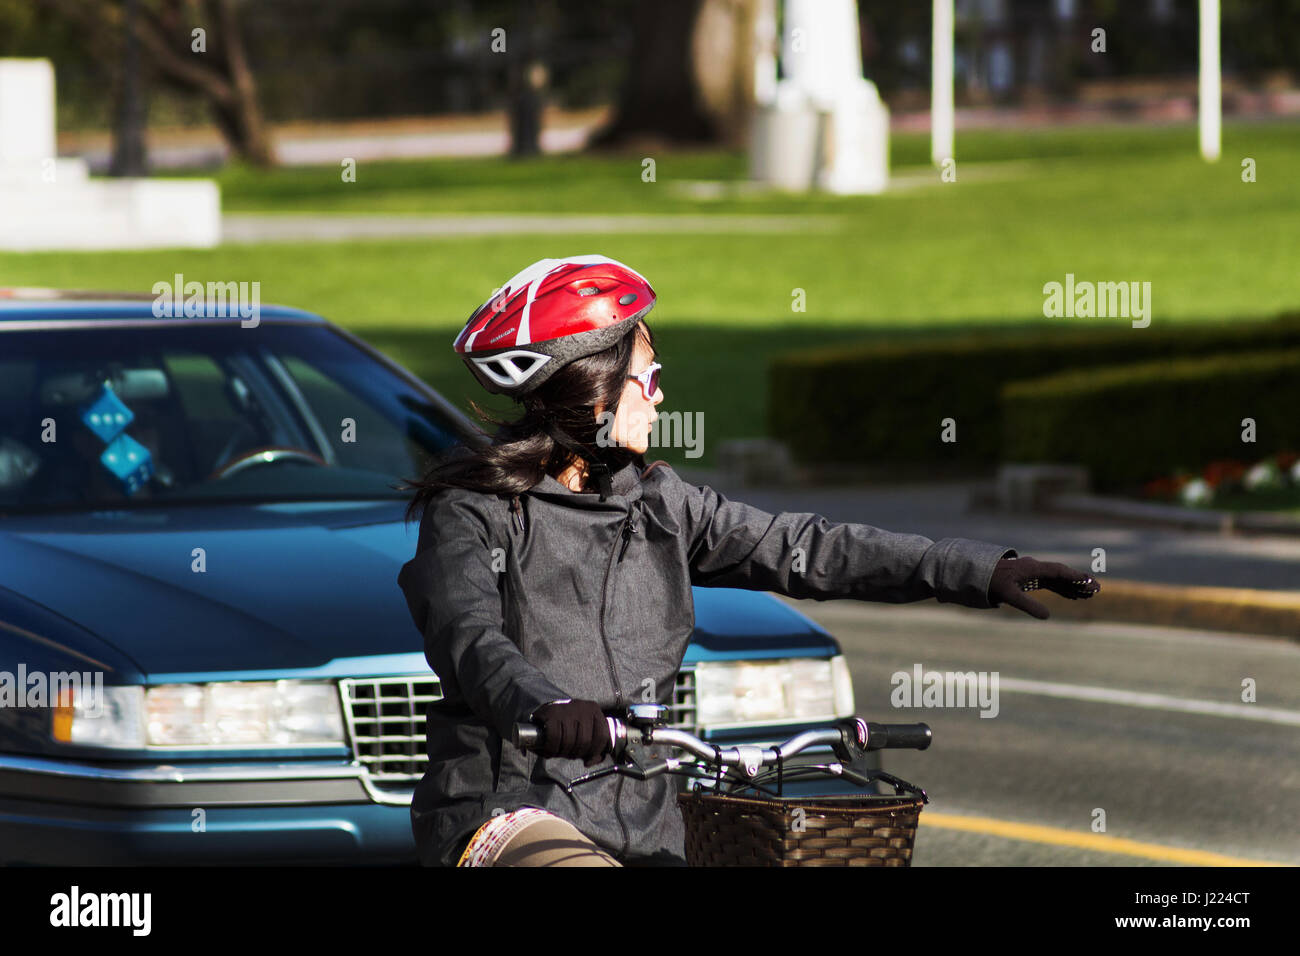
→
(0, 798, 418, 865)
(0, 752, 418, 865)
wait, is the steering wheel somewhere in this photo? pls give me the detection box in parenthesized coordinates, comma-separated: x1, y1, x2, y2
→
(207, 445, 328, 482)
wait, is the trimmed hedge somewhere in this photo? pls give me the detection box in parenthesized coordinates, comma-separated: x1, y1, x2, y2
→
(1001, 349, 1300, 493)
(768, 313, 1300, 466)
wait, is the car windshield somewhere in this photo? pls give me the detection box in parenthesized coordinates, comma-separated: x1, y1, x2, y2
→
(0, 323, 466, 513)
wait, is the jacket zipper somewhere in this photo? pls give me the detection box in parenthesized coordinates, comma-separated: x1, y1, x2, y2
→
(614, 773, 629, 858)
(600, 501, 636, 858)
(596, 503, 632, 711)
(617, 504, 638, 563)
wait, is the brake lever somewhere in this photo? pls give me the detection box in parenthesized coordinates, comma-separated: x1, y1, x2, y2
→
(566, 730, 665, 787)
(613, 739, 673, 782)
(568, 754, 672, 788)
(623, 757, 672, 781)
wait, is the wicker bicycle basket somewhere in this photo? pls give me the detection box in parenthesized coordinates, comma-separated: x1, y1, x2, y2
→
(676, 790, 924, 867)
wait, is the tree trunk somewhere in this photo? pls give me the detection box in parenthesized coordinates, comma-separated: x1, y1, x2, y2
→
(507, 1, 542, 158)
(109, 0, 149, 176)
(508, 69, 543, 158)
(208, 95, 272, 166)
(691, 0, 761, 149)
(214, 0, 274, 166)
(589, 0, 717, 148)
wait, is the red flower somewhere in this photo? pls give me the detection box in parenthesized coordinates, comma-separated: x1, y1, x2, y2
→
(1141, 476, 1181, 500)
(1203, 459, 1247, 489)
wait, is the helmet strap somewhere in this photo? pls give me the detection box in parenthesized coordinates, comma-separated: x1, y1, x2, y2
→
(543, 420, 617, 501)
(586, 460, 614, 501)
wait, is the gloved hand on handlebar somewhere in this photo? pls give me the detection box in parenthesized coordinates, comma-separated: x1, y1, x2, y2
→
(530, 699, 611, 767)
(988, 556, 1100, 620)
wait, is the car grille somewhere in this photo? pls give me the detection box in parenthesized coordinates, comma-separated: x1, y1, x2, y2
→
(339, 676, 442, 800)
(340, 669, 699, 805)
(669, 666, 698, 733)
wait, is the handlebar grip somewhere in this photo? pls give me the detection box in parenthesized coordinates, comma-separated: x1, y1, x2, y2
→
(866, 722, 932, 751)
(512, 717, 620, 754)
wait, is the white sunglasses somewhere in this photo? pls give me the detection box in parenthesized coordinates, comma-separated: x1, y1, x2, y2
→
(628, 361, 662, 400)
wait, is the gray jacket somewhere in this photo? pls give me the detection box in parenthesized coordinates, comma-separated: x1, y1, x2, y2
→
(397, 458, 1015, 866)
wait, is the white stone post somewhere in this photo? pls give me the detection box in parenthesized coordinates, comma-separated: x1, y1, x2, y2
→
(1199, 0, 1221, 162)
(0, 57, 221, 250)
(0, 59, 56, 168)
(750, 0, 889, 194)
(931, 0, 954, 165)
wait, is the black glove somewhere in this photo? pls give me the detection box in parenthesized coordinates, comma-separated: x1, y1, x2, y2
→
(988, 556, 1100, 620)
(531, 699, 611, 767)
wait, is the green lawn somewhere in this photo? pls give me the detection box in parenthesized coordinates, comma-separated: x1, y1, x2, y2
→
(3, 121, 1298, 468)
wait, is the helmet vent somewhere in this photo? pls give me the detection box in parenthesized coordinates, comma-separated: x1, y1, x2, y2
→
(473, 349, 551, 388)
(576, 286, 601, 296)
(490, 356, 538, 376)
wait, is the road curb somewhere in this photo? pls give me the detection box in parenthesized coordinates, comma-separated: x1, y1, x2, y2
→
(1043, 492, 1300, 535)
(1016, 578, 1300, 642)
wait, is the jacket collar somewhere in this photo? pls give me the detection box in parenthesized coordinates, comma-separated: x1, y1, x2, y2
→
(528, 459, 644, 504)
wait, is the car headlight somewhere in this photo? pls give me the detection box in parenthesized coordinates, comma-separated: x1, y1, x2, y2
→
(694, 655, 855, 729)
(52, 680, 345, 749)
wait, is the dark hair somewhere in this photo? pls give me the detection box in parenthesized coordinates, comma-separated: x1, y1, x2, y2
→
(401, 320, 657, 524)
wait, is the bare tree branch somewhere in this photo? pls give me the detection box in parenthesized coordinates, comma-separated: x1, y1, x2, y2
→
(33, 0, 273, 165)
(126, 1, 235, 102)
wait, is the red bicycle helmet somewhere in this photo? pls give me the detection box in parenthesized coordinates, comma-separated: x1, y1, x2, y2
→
(454, 255, 656, 398)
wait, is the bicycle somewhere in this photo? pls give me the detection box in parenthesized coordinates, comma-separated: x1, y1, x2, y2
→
(513, 703, 933, 867)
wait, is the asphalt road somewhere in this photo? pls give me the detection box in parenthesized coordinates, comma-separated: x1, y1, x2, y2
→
(776, 596, 1300, 866)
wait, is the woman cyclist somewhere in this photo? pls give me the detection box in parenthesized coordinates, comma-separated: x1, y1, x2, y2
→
(397, 254, 1100, 867)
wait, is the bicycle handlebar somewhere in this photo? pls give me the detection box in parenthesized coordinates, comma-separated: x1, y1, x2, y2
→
(512, 715, 931, 772)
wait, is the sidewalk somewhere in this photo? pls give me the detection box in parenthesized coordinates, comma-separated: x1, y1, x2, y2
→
(57, 95, 1300, 172)
(220, 212, 833, 244)
(674, 468, 1300, 641)
(58, 107, 610, 172)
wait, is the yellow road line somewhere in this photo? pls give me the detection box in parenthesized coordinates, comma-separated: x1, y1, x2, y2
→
(921, 812, 1289, 867)
(1102, 579, 1300, 610)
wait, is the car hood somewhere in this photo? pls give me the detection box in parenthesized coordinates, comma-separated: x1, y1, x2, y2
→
(0, 500, 834, 679)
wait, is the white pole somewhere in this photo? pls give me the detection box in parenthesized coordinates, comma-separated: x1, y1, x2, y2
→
(1199, 0, 1221, 161)
(932, 0, 954, 165)
(754, 0, 778, 107)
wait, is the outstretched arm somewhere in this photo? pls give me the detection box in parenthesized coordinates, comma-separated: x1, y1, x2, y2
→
(674, 476, 1014, 608)
(667, 470, 1100, 615)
